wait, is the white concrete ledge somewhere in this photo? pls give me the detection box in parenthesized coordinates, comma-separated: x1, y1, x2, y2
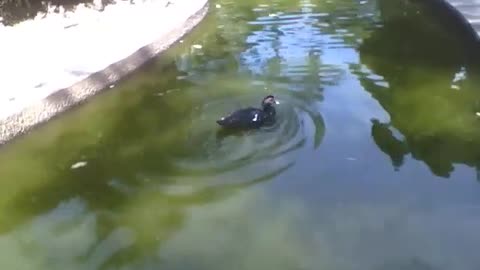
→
(0, 0, 209, 144)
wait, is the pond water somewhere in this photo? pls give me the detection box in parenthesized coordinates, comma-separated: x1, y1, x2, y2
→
(1, 0, 480, 269)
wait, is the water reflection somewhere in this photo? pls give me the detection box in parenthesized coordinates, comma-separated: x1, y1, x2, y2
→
(2, 0, 480, 269)
(0, 0, 116, 26)
(0, 0, 330, 265)
(14, 191, 477, 270)
(370, 119, 409, 170)
(353, 0, 480, 178)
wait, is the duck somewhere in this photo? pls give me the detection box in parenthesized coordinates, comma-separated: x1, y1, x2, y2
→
(216, 95, 279, 129)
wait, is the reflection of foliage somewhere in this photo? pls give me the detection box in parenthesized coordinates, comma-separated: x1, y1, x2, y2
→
(354, 0, 480, 178)
(182, 0, 329, 150)
(370, 119, 408, 170)
(0, 189, 322, 270)
(0, 2, 301, 266)
(0, 0, 116, 26)
(0, 0, 333, 234)
(0, 59, 290, 268)
(0, 0, 382, 267)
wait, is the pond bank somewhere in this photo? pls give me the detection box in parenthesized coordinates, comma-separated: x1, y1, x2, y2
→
(0, 0, 209, 145)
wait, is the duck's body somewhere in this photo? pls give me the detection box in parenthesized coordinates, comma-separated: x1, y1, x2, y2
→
(216, 95, 278, 130)
(216, 107, 271, 129)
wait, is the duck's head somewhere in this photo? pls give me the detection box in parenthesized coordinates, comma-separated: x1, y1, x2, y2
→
(261, 95, 279, 109)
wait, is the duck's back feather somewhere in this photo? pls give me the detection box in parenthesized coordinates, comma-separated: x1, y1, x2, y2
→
(216, 107, 265, 129)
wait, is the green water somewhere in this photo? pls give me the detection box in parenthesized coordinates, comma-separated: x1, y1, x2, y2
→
(2, 0, 480, 269)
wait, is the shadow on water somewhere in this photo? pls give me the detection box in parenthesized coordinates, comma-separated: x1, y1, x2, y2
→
(352, 0, 480, 178)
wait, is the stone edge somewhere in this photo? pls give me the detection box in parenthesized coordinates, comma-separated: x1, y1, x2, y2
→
(0, 1, 209, 145)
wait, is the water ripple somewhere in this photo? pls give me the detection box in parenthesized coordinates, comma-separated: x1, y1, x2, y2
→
(164, 87, 325, 186)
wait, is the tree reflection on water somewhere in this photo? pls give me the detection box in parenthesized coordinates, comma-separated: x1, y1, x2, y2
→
(354, 0, 480, 178)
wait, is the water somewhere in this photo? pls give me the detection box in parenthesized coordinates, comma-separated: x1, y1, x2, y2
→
(1, 0, 480, 269)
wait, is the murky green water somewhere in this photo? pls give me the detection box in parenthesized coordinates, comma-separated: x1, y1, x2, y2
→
(2, 0, 480, 269)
